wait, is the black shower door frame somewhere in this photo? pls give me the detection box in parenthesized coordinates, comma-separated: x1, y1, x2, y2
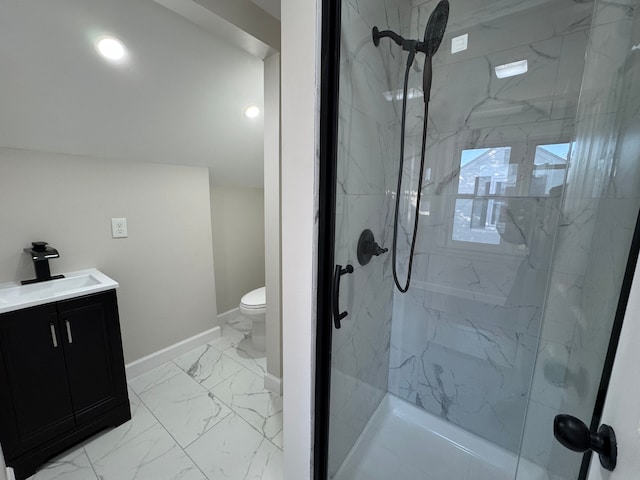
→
(313, 1, 640, 479)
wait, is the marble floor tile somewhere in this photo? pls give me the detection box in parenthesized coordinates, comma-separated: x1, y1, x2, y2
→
(186, 413, 272, 480)
(32, 322, 281, 480)
(210, 367, 283, 441)
(128, 361, 183, 395)
(226, 314, 252, 334)
(222, 337, 267, 377)
(28, 447, 97, 480)
(174, 344, 244, 390)
(243, 437, 283, 480)
(139, 370, 231, 448)
(84, 388, 158, 463)
(210, 324, 248, 351)
(91, 423, 206, 480)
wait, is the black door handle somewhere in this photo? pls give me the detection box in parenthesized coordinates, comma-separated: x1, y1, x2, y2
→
(332, 264, 353, 329)
(553, 414, 617, 471)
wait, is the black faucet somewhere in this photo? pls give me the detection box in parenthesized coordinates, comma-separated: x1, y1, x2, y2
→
(21, 242, 65, 285)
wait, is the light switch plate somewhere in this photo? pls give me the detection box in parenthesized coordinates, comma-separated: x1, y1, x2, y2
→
(111, 218, 128, 238)
(452, 33, 468, 54)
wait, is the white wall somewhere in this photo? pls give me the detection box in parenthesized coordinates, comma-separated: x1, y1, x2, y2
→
(264, 53, 282, 385)
(588, 256, 640, 479)
(0, 147, 217, 363)
(209, 186, 265, 313)
(281, 0, 319, 478)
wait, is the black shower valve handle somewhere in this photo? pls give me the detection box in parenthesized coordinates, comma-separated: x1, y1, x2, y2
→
(357, 229, 388, 266)
(370, 243, 389, 256)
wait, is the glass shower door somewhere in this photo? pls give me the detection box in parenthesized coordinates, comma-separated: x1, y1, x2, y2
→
(318, 0, 640, 479)
(324, 0, 408, 475)
(517, 2, 640, 478)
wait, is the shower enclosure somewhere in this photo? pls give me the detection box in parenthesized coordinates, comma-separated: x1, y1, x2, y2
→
(315, 0, 640, 479)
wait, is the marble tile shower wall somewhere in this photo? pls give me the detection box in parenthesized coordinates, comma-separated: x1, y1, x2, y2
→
(520, 2, 640, 478)
(328, 0, 411, 476)
(387, 0, 594, 452)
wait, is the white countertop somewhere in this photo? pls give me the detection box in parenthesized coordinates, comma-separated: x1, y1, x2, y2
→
(0, 269, 119, 314)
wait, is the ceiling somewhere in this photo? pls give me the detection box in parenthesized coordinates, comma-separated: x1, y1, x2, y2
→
(0, 0, 269, 187)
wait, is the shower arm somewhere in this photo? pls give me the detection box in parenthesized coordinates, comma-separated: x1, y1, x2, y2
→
(372, 27, 432, 101)
(372, 27, 428, 55)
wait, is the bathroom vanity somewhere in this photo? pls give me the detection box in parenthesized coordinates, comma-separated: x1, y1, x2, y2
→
(0, 270, 130, 479)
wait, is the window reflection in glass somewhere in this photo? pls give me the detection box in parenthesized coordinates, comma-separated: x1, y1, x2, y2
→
(452, 143, 569, 246)
(453, 147, 512, 245)
(531, 143, 570, 196)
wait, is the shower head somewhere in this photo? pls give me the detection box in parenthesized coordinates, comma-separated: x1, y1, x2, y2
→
(420, 0, 449, 101)
(372, 1, 449, 58)
(421, 0, 449, 57)
(371, 1, 450, 101)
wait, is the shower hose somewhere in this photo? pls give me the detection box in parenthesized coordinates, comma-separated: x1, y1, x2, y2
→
(391, 50, 430, 293)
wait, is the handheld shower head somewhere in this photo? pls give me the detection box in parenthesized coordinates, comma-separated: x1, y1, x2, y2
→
(370, 1, 450, 293)
(422, 0, 449, 57)
(421, 0, 449, 101)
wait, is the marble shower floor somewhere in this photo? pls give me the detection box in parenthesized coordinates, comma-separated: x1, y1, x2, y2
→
(27, 315, 283, 480)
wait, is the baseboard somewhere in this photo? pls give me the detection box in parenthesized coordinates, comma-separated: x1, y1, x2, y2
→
(264, 372, 282, 395)
(217, 307, 239, 323)
(125, 326, 220, 380)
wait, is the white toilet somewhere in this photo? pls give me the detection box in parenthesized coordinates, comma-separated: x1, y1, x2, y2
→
(239, 286, 266, 352)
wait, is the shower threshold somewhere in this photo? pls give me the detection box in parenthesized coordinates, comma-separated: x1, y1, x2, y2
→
(332, 393, 550, 480)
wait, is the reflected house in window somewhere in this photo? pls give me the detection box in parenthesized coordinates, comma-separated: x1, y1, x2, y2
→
(531, 144, 569, 196)
(453, 146, 513, 245)
(453, 144, 568, 246)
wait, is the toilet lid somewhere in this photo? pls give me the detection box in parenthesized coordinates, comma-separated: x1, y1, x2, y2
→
(240, 287, 266, 309)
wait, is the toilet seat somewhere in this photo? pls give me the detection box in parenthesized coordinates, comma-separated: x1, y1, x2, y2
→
(240, 287, 266, 312)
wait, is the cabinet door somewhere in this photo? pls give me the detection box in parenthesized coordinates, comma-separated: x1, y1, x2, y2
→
(0, 304, 75, 458)
(57, 290, 127, 425)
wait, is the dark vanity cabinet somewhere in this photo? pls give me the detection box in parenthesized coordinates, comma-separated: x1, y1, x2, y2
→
(0, 290, 131, 479)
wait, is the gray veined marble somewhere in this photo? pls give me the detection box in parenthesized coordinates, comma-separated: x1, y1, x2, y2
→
(83, 388, 159, 464)
(31, 320, 280, 480)
(185, 414, 282, 480)
(210, 367, 284, 442)
(174, 343, 244, 390)
(330, 0, 411, 474)
(333, 0, 640, 478)
(28, 447, 97, 480)
(91, 423, 205, 480)
(222, 337, 267, 377)
(518, 3, 640, 479)
(127, 360, 183, 395)
(138, 368, 232, 448)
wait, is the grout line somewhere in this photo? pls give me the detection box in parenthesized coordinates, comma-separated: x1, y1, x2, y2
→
(204, 386, 283, 452)
(82, 446, 101, 480)
(42, 324, 279, 480)
(128, 364, 183, 396)
(81, 395, 160, 465)
(173, 328, 284, 452)
(131, 382, 212, 480)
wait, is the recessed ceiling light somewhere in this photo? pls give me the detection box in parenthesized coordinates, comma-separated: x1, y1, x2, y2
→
(495, 60, 528, 79)
(96, 36, 127, 62)
(244, 106, 260, 118)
